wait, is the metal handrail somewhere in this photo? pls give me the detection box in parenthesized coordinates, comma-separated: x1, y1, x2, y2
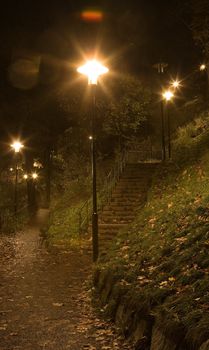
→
(77, 142, 161, 234)
(77, 148, 128, 234)
(78, 198, 92, 235)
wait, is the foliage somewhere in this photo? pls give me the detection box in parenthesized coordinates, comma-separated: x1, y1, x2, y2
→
(173, 110, 209, 165)
(0, 177, 28, 233)
(96, 110, 209, 347)
(45, 168, 92, 245)
(191, 0, 209, 58)
(99, 74, 153, 143)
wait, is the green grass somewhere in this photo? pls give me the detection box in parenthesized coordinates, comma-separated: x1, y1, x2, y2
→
(44, 176, 92, 245)
(44, 156, 115, 245)
(95, 111, 209, 348)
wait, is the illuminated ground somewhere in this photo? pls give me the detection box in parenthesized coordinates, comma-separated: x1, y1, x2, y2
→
(0, 211, 132, 350)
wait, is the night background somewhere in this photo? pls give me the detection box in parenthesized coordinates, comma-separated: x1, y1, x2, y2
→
(0, 1, 209, 349)
(0, 0, 205, 162)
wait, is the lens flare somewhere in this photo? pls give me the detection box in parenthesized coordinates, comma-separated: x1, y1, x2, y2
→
(163, 90, 174, 101)
(81, 9, 103, 23)
(77, 60, 108, 85)
(11, 141, 24, 153)
(200, 64, 206, 71)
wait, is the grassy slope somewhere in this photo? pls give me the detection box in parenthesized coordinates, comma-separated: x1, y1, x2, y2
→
(45, 177, 91, 245)
(96, 112, 209, 348)
(45, 158, 113, 245)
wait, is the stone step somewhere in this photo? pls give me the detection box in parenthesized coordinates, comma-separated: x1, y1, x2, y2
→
(101, 210, 135, 216)
(111, 193, 145, 198)
(115, 183, 146, 188)
(115, 187, 146, 192)
(125, 164, 158, 169)
(103, 204, 139, 211)
(120, 178, 151, 183)
(119, 179, 150, 183)
(98, 223, 127, 233)
(111, 193, 145, 199)
(122, 172, 153, 176)
(122, 173, 153, 176)
(110, 198, 145, 205)
(99, 215, 134, 221)
(99, 233, 117, 240)
(99, 219, 133, 224)
(113, 188, 146, 193)
(113, 192, 147, 197)
(86, 163, 157, 248)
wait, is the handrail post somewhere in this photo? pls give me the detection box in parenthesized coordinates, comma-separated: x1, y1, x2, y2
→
(78, 211, 82, 235)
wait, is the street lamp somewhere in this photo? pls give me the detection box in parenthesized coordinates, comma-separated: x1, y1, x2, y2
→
(11, 141, 24, 214)
(171, 80, 180, 89)
(200, 64, 207, 71)
(163, 90, 174, 101)
(32, 172, 38, 180)
(11, 141, 24, 153)
(77, 59, 109, 262)
(162, 90, 174, 159)
(153, 62, 168, 161)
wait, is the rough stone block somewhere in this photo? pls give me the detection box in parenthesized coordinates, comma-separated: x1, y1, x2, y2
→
(199, 340, 209, 350)
(150, 323, 177, 350)
(100, 274, 114, 305)
(130, 320, 149, 347)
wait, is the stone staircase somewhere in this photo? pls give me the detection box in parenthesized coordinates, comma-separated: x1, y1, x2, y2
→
(98, 163, 158, 254)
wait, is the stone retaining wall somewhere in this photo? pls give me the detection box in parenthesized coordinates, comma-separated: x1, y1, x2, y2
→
(94, 269, 209, 350)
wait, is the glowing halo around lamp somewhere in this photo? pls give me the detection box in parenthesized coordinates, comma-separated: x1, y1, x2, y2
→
(77, 59, 108, 85)
(32, 172, 38, 180)
(11, 141, 24, 153)
(200, 64, 206, 71)
(171, 80, 180, 88)
(163, 90, 174, 101)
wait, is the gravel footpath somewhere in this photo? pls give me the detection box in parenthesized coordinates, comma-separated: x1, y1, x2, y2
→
(0, 210, 132, 350)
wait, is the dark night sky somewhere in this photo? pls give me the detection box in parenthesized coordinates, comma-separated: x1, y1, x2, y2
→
(0, 0, 200, 74)
(0, 1, 202, 138)
(0, 0, 203, 156)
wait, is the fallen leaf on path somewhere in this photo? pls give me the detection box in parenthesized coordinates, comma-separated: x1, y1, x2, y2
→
(52, 302, 64, 307)
(0, 325, 7, 330)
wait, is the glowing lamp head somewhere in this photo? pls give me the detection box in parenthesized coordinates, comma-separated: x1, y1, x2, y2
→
(163, 90, 174, 101)
(77, 59, 108, 85)
(172, 80, 180, 88)
(32, 172, 38, 180)
(200, 64, 206, 71)
(23, 174, 28, 180)
(11, 141, 24, 153)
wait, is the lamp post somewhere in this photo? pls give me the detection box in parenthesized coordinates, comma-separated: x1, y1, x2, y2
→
(77, 59, 108, 262)
(11, 141, 24, 215)
(32, 172, 38, 180)
(156, 62, 168, 161)
(200, 64, 207, 72)
(162, 90, 174, 159)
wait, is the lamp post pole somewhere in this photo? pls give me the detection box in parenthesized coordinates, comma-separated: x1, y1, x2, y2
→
(160, 98, 166, 161)
(11, 141, 24, 215)
(167, 105, 171, 159)
(77, 59, 108, 262)
(91, 84, 98, 262)
(162, 90, 174, 160)
(157, 62, 167, 161)
(14, 158, 18, 215)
